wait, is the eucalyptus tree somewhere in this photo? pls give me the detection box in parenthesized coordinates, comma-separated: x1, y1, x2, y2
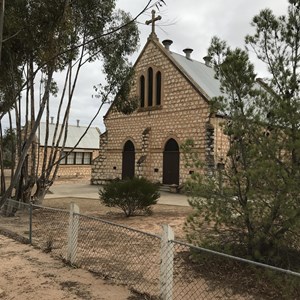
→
(0, 0, 166, 208)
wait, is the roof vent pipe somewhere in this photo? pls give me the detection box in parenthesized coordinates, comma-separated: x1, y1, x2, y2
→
(77, 119, 80, 127)
(50, 116, 54, 124)
(162, 39, 173, 50)
(183, 48, 193, 59)
(203, 55, 212, 67)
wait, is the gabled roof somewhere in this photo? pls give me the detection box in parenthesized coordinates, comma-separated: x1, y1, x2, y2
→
(170, 52, 223, 100)
(38, 123, 100, 150)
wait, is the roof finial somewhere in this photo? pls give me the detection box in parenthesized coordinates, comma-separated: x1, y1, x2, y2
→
(145, 10, 162, 39)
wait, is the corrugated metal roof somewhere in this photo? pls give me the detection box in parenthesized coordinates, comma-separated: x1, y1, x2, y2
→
(38, 123, 100, 150)
(170, 52, 223, 100)
(170, 51, 265, 116)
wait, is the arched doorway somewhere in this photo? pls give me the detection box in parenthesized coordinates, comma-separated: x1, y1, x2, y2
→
(122, 140, 135, 179)
(163, 138, 179, 185)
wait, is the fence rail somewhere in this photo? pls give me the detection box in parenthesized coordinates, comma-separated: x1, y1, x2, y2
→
(0, 199, 299, 299)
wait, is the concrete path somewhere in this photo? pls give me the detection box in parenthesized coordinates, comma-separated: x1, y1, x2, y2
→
(46, 183, 189, 207)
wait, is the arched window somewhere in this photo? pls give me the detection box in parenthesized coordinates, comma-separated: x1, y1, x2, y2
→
(156, 71, 161, 105)
(148, 67, 153, 106)
(140, 75, 145, 107)
(138, 68, 163, 109)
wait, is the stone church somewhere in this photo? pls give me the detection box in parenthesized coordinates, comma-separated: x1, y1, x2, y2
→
(91, 11, 229, 187)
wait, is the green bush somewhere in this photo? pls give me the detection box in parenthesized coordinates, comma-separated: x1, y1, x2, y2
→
(99, 177, 160, 217)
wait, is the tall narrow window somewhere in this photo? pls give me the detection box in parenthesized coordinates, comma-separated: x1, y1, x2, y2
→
(83, 152, 92, 165)
(140, 75, 145, 107)
(75, 152, 83, 164)
(156, 71, 161, 105)
(60, 151, 66, 165)
(67, 152, 75, 164)
(148, 67, 153, 106)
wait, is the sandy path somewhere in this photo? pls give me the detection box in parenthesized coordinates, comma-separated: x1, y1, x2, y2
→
(0, 235, 130, 300)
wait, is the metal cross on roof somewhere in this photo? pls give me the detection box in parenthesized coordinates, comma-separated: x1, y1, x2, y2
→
(145, 10, 162, 37)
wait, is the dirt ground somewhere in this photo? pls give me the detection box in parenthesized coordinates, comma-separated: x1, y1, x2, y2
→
(42, 197, 193, 240)
(0, 235, 132, 300)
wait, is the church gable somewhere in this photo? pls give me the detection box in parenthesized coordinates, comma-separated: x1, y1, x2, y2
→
(106, 38, 210, 123)
(103, 39, 211, 152)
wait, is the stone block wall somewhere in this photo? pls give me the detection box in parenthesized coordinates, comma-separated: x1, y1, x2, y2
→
(91, 39, 229, 185)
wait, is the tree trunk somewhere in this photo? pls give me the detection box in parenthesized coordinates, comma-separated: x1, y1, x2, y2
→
(0, 125, 5, 195)
(0, 67, 54, 207)
(0, 0, 5, 65)
(32, 177, 52, 205)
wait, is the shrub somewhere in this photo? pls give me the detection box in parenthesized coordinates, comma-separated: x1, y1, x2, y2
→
(99, 177, 160, 217)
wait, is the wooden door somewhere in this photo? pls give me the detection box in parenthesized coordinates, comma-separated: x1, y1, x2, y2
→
(163, 139, 179, 185)
(122, 140, 135, 179)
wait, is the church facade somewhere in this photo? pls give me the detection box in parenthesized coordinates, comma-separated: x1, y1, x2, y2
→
(91, 13, 229, 186)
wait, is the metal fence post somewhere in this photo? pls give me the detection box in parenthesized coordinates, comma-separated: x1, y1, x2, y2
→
(160, 224, 175, 300)
(67, 202, 79, 264)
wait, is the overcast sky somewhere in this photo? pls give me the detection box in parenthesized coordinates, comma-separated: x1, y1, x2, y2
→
(5, 0, 289, 132)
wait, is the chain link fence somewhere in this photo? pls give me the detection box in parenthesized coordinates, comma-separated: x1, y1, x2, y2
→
(31, 204, 70, 257)
(76, 214, 161, 296)
(169, 240, 300, 300)
(0, 199, 300, 299)
(0, 199, 31, 243)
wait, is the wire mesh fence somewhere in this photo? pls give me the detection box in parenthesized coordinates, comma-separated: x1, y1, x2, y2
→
(1, 199, 300, 299)
(75, 214, 161, 297)
(0, 199, 31, 243)
(170, 240, 300, 300)
(30, 204, 70, 258)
